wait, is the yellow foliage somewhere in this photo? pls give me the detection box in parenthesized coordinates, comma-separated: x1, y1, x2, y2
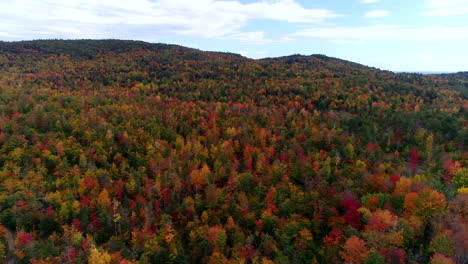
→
(10, 147, 24, 163)
(98, 189, 111, 208)
(225, 216, 236, 230)
(72, 200, 81, 214)
(45, 191, 63, 205)
(88, 247, 112, 264)
(394, 177, 413, 195)
(358, 207, 372, 221)
(426, 134, 434, 157)
(175, 135, 185, 151)
(0, 242, 5, 260)
(201, 211, 209, 224)
(252, 256, 275, 264)
(414, 174, 428, 183)
(207, 252, 228, 264)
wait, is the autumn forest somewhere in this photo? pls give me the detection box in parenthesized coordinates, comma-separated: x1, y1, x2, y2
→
(0, 40, 466, 264)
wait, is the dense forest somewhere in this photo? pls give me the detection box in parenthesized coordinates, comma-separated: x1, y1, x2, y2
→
(0, 40, 466, 264)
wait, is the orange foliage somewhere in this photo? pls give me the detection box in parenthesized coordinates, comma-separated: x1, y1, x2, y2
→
(340, 237, 368, 264)
(430, 253, 456, 264)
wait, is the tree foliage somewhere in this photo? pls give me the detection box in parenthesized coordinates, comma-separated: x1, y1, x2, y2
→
(0, 39, 465, 263)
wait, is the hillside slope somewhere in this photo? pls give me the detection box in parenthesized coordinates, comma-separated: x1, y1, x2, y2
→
(0, 40, 466, 264)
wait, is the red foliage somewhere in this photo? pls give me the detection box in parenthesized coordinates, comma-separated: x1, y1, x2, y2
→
(17, 232, 33, 245)
(366, 215, 389, 232)
(16, 200, 27, 211)
(154, 199, 162, 219)
(90, 213, 101, 229)
(240, 246, 256, 262)
(340, 193, 363, 228)
(80, 195, 89, 207)
(115, 181, 125, 200)
(341, 192, 361, 210)
(255, 220, 264, 231)
(344, 208, 362, 229)
(72, 219, 83, 232)
(381, 248, 406, 264)
(410, 148, 419, 164)
(365, 195, 380, 211)
(367, 142, 377, 153)
(162, 188, 171, 206)
(323, 228, 344, 247)
(391, 175, 400, 183)
(83, 176, 96, 190)
(45, 206, 56, 218)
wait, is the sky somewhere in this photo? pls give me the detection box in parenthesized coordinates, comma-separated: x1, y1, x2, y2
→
(1, 0, 468, 72)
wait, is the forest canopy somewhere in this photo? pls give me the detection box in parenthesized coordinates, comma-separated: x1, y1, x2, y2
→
(0, 40, 466, 264)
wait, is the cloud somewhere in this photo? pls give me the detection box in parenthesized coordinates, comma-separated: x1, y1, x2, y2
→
(293, 25, 468, 43)
(364, 10, 390, 18)
(425, 0, 468, 16)
(225, 31, 272, 44)
(0, 0, 340, 42)
(238, 51, 249, 57)
(360, 0, 381, 3)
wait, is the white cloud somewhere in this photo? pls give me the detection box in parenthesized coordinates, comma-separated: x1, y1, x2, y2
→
(364, 10, 390, 18)
(225, 31, 272, 44)
(0, 0, 340, 42)
(238, 50, 249, 57)
(425, 0, 468, 16)
(293, 25, 468, 43)
(360, 0, 381, 3)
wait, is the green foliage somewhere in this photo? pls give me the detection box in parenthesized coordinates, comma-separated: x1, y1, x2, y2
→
(361, 193, 390, 209)
(453, 168, 467, 189)
(365, 250, 385, 264)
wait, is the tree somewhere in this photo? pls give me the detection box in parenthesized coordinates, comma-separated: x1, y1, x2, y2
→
(405, 189, 446, 219)
(430, 253, 456, 264)
(429, 231, 454, 257)
(453, 168, 467, 190)
(88, 247, 111, 264)
(364, 250, 384, 264)
(340, 237, 368, 264)
(191, 164, 210, 190)
(207, 252, 229, 264)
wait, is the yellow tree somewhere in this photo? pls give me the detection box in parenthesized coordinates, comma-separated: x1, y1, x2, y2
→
(88, 247, 111, 264)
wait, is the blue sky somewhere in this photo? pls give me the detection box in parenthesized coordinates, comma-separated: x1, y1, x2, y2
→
(1, 0, 468, 72)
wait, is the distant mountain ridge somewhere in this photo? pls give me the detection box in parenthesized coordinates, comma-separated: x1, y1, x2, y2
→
(0, 39, 466, 99)
(1, 39, 465, 76)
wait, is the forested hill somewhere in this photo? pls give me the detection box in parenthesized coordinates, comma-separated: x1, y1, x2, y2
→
(0, 40, 466, 264)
